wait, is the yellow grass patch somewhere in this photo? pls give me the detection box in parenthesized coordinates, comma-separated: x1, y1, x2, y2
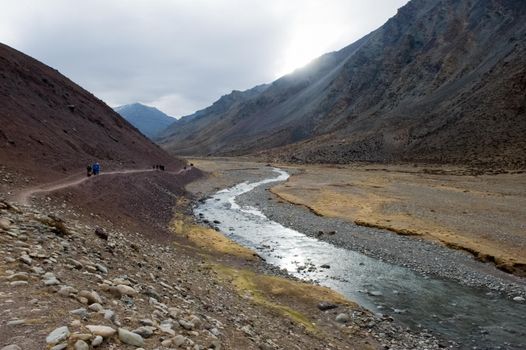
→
(213, 264, 354, 333)
(170, 213, 257, 261)
(271, 166, 526, 277)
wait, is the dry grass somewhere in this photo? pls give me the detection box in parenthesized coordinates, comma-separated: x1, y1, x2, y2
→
(170, 213, 257, 261)
(212, 264, 354, 333)
(271, 164, 526, 276)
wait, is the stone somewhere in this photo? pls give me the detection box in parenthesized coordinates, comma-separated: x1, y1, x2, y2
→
(88, 303, 104, 312)
(68, 259, 83, 269)
(50, 344, 67, 350)
(7, 272, 29, 281)
(132, 326, 155, 338)
(317, 302, 338, 311)
(95, 228, 108, 240)
(44, 277, 60, 286)
(0, 218, 11, 230)
(116, 284, 137, 297)
(103, 309, 115, 321)
(58, 285, 78, 296)
(179, 319, 194, 330)
(19, 254, 32, 265)
(161, 339, 173, 347)
(10, 281, 28, 287)
(139, 319, 154, 326)
(368, 291, 383, 296)
(160, 324, 176, 336)
(46, 326, 70, 345)
(1, 345, 22, 350)
(118, 328, 145, 347)
(210, 340, 221, 349)
(513, 296, 525, 302)
(335, 313, 350, 324)
(173, 335, 186, 347)
(74, 340, 89, 350)
(91, 336, 103, 347)
(86, 325, 116, 337)
(79, 290, 102, 304)
(320, 264, 330, 269)
(7, 319, 26, 326)
(95, 263, 108, 274)
(69, 308, 88, 318)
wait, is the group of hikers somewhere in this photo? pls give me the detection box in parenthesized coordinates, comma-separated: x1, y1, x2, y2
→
(86, 162, 100, 177)
(153, 164, 166, 171)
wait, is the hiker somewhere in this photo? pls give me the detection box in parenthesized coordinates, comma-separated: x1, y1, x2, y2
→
(92, 162, 100, 175)
(87, 165, 92, 177)
(160, 165, 165, 171)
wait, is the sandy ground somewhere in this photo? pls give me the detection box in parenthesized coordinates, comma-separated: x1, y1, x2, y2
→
(270, 164, 526, 277)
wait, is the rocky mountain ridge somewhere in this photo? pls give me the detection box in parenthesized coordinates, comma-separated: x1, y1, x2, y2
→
(159, 0, 526, 169)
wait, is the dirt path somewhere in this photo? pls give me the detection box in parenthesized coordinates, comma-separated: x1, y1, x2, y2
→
(14, 168, 190, 205)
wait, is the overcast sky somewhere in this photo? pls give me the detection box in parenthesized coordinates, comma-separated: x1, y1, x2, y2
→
(0, 0, 408, 118)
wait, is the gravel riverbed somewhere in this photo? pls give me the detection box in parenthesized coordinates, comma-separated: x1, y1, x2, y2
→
(234, 169, 526, 300)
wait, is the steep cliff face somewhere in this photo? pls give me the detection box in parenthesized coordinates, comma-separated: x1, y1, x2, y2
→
(159, 0, 526, 168)
(0, 43, 183, 183)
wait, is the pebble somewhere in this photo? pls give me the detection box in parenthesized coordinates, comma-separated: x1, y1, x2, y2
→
(6, 319, 26, 326)
(70, 308, 88, 318)
(46, 326, 70, 345)
(173, 335, 187, 346)
(318, 301, 338, 311)
(116, 284, 137, 297)
(79, 290, 103, 304)
(513, 296, 525, 302)
(9, 281, 28, 287)
(103, 309, 115, 321)
(74, 340, 89, 350)
(0, 217, 11, 230)
(44, 276, 61, 286)
(335, 313, 350, 324)
(179, 319, 194, 330)
(1, 346, 22, 350)
(7, 272, 29, 281)
(91, 335, 103, 347)
(58, 285, 78, 296)
(132, 326, 155, 338)
(95, 263, 108, 274)
(86, 325, 116, 337)
(50, 344, 67, 350)
(118, 328, 145, 347)
(88, 303, 104, 312)
(19, 254, 32, 265)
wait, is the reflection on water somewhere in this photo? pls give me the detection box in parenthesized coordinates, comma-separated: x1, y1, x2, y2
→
(196, 168, 526, 349)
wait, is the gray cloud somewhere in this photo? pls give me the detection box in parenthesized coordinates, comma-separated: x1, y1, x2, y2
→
(0, 0, 408, 117)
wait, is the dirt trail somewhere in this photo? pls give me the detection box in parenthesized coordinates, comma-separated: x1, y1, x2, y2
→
(14, 168, 189, 205)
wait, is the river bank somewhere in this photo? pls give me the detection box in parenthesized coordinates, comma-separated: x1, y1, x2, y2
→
(187, 158, 526, 349)
(1, 161, 443, 349)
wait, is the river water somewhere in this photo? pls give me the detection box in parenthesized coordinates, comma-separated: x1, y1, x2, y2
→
(195, 168, 526, 349)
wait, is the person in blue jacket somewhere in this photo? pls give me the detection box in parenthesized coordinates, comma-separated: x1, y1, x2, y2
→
(92, 162, 100, 175)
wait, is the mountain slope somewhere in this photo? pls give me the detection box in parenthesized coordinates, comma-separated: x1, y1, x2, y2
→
(0, 43, 184, 185)
(159, 0, 526, 169)
(114, 103, 176, 139)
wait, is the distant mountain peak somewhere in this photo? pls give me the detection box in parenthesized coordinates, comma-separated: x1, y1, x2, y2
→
(114, 103, 176, 139)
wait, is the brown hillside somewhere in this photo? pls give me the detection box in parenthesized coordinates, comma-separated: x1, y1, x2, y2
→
(0, 43, 184, 187)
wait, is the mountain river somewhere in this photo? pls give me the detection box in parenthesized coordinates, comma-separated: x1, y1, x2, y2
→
(194, 168, 526, 349)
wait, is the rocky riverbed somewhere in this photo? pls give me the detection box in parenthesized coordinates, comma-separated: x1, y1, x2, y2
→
(235, 170, 526, 299)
